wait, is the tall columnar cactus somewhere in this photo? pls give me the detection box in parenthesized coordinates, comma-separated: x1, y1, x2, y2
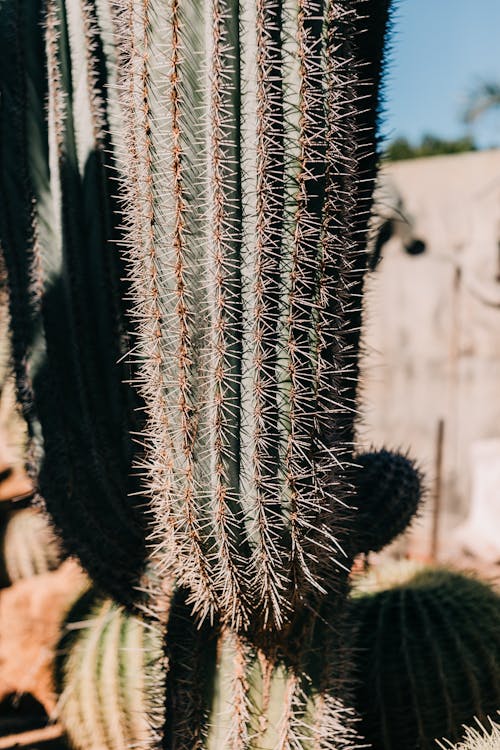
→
(114, 0, 393, 629)
(0, 0, 148, 605)
(1, 507, 62, 584)
(348, 563, 500, 750)
(59, 589, 360, 750)
(0, 0, 395, 628)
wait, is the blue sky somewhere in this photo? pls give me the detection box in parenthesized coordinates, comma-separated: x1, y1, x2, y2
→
(384, 0, 500, 148)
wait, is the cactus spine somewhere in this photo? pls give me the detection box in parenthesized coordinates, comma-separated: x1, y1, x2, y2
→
(115, 0, 393, 629)
(439, 720, 500, 750)
(348, 563, 500, 750)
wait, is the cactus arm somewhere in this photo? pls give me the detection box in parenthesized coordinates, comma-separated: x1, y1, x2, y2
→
(112, 0, 394, 628)
(0, 0, 148, 604)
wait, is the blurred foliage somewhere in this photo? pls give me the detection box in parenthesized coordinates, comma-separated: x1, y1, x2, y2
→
(385, 133, 477, 161)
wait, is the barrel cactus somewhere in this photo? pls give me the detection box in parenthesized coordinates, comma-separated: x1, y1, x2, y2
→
(348, 563, 500, 750)
(1, 507, 62, 584)
(58, 596, 163, 750)
(439, 720, 500, 750)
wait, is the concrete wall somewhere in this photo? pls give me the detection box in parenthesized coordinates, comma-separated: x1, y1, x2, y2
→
(360, 149, 500, 524)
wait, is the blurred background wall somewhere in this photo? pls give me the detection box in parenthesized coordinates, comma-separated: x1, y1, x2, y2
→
(360, 148, 500, 555)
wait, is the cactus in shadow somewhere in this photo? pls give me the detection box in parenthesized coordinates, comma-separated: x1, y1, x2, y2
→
(115, 0, 394, 630)
(58, 588, 360, 750)
(351, 450, 423, 556)
(1, 507, 62, 584)
(439, 719, 500, 750)
(0, 0, 148, 604)
(347, 563, 500, 750)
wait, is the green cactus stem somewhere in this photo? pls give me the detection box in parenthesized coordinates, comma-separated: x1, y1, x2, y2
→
(0, 0, 148, 605)
(0, 507, 62, 584)
(114, 0, 394, 630)
(348, 562, 500, 750)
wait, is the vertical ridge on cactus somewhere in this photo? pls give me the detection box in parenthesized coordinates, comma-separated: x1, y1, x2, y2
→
(348, 563, 500, 750)
(114, 0, 394, 630)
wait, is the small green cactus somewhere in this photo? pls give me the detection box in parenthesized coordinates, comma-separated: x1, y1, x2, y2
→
(351, 450, 423, 555)
(1, 507, 62, 584)
(348, 562, 500, 750)
(438, 719, 500, 750)
(58, 596, 163, 750)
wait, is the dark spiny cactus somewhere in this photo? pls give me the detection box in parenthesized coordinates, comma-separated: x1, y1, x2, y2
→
(0, 0, 148, 605)
(114, 0, 394, 630)
(1, 507, 62, 583)
(351, 450, 423, 556)
(348, 563, 500, 750)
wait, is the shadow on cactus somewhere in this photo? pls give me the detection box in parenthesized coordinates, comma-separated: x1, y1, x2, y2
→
(0, 0, 150, 606)
(347, 562, 500, 750)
